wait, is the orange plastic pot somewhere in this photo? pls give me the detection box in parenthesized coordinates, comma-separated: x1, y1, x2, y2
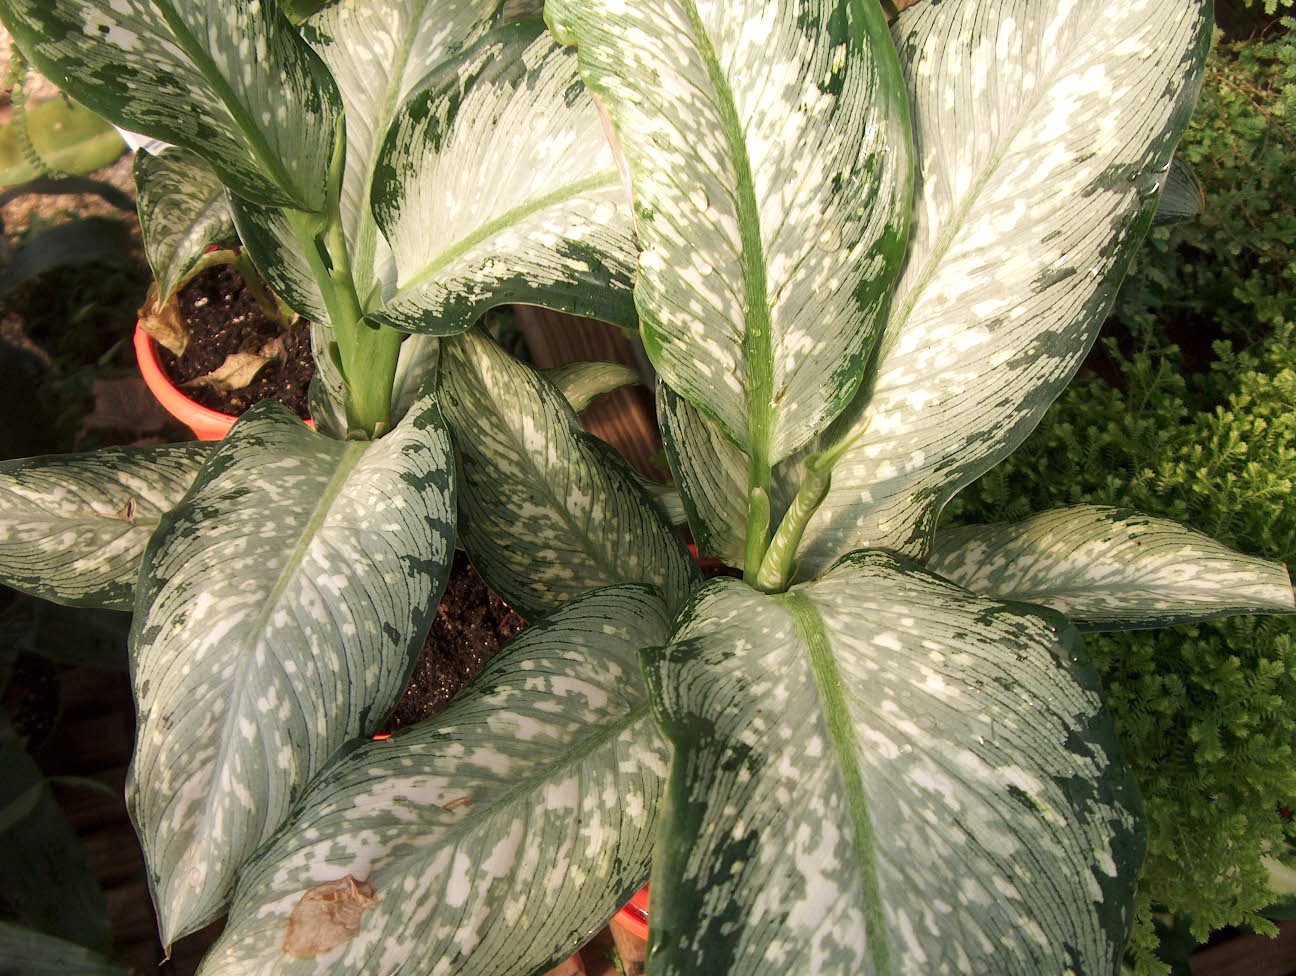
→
(134, 323, 314, 441)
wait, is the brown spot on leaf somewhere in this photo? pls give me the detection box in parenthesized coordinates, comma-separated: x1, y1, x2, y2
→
(282, 876, 379, 960)
(442, 796, 472, 811)
(110, 497, 137, 522)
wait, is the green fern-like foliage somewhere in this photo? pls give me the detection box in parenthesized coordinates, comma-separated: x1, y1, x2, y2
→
(947, 29, 1296, 976)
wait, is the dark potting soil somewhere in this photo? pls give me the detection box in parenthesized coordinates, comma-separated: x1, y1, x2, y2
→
(158, 264, 313, 419)
(380, 552, 527, 733)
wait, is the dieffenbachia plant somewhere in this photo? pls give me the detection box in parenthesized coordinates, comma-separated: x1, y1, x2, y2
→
(0, 0, 658, 956)
(0, 0, 1291, 974)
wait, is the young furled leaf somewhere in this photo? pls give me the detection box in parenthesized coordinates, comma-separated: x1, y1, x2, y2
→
(128, 392, 455, 944)
(928, 506, 1296, 631)
(643, 550, 1143, 976)
(0, 0, 341, 211)
(197, 586, 672, 976)
(439, 328, 695, 618)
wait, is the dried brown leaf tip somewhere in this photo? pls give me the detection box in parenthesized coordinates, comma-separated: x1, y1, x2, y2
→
(282, 875, 379, 960)
(138, 282, 190, 357)
(183, 351, 276, 393)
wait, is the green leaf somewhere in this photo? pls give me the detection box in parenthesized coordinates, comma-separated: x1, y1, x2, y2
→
(196, 585, 671, 976)
(546, 360, 640, 414)
(134, 148, 237, 301)
(642, 550, 1143, 975)
(0, 217, 133, 296)
(367, 22, 639, 335)
(0, 444, 210, 611)
(548, 0, 913, 470)
(439, 328, 695, 619)
(788, 0, 1213, 576)
(1153, 157, 1204, 227)
(128, 393, 456, 944)
(0, 97, 124, 188)
(0, 721, 111, 954)
(928, 506, 1296, 631)
(0, 0, 342, 210)
(0, 923, 129, 976)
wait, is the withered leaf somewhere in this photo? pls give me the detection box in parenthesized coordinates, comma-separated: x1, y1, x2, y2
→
(183, 351, 275, 393)
(138, 282, 190, 357)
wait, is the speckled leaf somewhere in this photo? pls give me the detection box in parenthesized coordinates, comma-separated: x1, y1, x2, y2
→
(367, 23, 638, 335)
(0, 444, 209, 611)
(439, 328, 695, 619)
(135, 149, 237, 301)
(643, 549, 1143, 976)
(546, 360, 639, 413)
(789, 0, 1212, 576)
(128, 394, 455, 944)
(0, 0, 341, 211)
(548, 0, 912, 467)
(196, 586, 671, 976)
(1153, 157, 1203, 227)
(928, 506, 1296, 632)
(300, 0, 507, 307)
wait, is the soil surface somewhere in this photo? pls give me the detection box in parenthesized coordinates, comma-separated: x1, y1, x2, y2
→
(158, 264, 313, 419)
(381, 553, 527, 732)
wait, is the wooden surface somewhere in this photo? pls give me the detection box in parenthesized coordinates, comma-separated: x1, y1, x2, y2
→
(513, 305, 663, 481)
(1191, 922, 1296, 976)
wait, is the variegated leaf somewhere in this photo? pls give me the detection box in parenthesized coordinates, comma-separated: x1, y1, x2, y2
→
(135, 149, 237, 301)
(0, 0, 341, 211)
(643, 550, 1143, 976)
(657, 384, 748, 567)
(1153, 157, 1204, 227)
(229, 202, 331, 324)
(548, 0, 913, 468)
(928, 506, 1296, 631)
(546, 360, 639, 413)
(128, 394, 455, 943)
(788, 0, 1212, 576)
(439, 328, 695, 618)
(228, 0, 523, 322)
(0, 444, 208, 611)
(301, 0, 508, 307)
(195, 586, 671, 976)
(367, 22, 639, 335)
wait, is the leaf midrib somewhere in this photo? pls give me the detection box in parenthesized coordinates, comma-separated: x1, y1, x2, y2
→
(777, 591, 891, 974)
(876, 35, 1077, 365)
(678, 1, 774, 486)
(317, 0, 430, 307)
(391, 172, 620, 301)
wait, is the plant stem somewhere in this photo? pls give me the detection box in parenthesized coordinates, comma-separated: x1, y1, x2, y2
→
(742, 487, 771, 587)
(288, 126, 402, 438)
(754, 457, 832, 592)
